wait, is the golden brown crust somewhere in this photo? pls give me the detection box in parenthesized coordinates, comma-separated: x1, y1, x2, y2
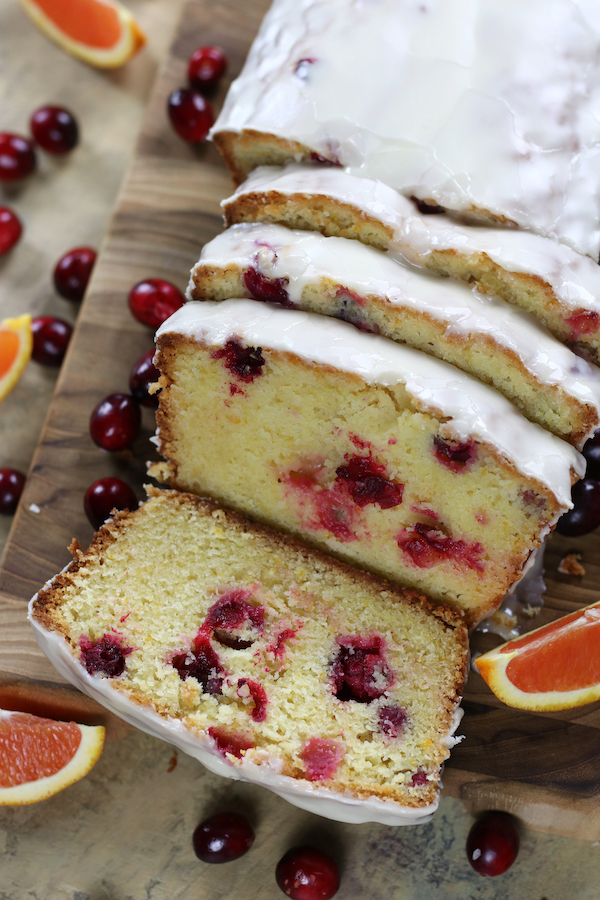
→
(223, 189, 394, 251)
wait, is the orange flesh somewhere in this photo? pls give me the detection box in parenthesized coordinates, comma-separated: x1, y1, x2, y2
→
(0, 713, 82, 787)
(32, 0, 122, 48)
(505, 608, 600, 693)
(0, 331, 19, 379)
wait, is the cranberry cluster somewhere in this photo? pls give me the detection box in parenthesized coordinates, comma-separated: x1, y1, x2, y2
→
(83, 276, 184, 529)
(0, 105, 79, 257)
(192, 810, 340, 899)
(167, 46, 228, 143)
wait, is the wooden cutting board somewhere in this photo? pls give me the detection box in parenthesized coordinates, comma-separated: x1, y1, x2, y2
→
(2, 0, 600, 841)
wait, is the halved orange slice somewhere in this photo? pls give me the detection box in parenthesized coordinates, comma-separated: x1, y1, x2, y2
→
(475, 602, 600, 710)
(0, 314, 32, 404)
(19, 0, 146, 69)
(0, 709, 105, 805)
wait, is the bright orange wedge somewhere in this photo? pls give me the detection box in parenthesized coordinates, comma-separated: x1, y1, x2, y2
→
(475, 601, 600, 710)
(19, 0, 146, 69)
(0, 314, 32, 404)
(0, 709, 105, 805)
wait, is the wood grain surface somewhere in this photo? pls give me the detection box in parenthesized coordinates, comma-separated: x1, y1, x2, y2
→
(1, 0, 600, 841)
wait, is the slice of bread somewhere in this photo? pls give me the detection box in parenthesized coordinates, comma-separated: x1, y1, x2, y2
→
(188, 221, 600, 447)
(29, 487, 468, 825)
(222, 165, 600, 366)
(150, 300, 583, 626)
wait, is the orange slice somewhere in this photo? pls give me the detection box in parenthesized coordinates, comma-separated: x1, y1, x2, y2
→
(19, 0, 146, 69)
(475, 602, 600, 710)
(0, 314, 32, 404)
(0, 709, 105, 805)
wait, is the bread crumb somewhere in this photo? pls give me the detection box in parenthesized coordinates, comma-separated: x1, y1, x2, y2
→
(558, 553, 585, 576)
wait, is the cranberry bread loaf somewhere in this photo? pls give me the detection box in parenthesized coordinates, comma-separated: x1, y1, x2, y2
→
(211, 0, 600, 258)
(29, 487, 468, 826)
(149, 300, 584, 626)
(188, 221, 600, 447)
(222, 165, 600, 366)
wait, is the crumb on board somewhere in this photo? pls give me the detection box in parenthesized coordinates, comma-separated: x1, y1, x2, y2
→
(558, 553, 585, 577)
(522, 603, 542, 618)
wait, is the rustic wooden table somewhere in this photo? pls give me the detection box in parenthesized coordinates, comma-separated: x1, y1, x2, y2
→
(1, 2, 600, 898)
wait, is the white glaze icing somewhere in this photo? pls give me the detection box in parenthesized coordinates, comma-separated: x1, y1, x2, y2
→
(191, 221, 600, 430)
(212, 0, 600, 258)
(225, 165, 600, 314)
(28, 601, 454, 826)
(157, 300, 584, 506)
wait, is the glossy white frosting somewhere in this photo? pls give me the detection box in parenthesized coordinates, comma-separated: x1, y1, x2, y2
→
(191, 221, 600, 429)
(157, 300, 584, 506)
(225, 165, 600, 315)
(28, 601, 457, 826)
(212, 0, 600, 258)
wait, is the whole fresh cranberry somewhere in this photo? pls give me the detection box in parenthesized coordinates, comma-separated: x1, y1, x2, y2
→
(0, 207, 22, 255)
(53, 246, 96, 302)
(128, 278, 185, 328)
(31, 316, 73, 366)
(30, 106, 79, 154)
(129, 349, 160, 408)
(192, 812, 255, 863)
(466, 811, 519, 877)
(0, 469, 26, 515)
(583, 429, 600, 479)
(0, 133, 36, 181)
(276, 846, 340, 900)
(188, 46, 227, 92)
(556, 478, 600, 537)
(83, 477, 138, 529)
(167, 88, 215, 142)
(89, 393, 141, 452)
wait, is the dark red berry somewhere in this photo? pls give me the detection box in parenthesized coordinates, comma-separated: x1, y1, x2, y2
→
(31, 316, 73, 367)
(211, 339, 265, 382)
(188, 46, 227, 92)
(89, 393, 141, 452)
(556, 477, 600, 537)
(193, 811, 254, 864)
(299, 738, 343, 781)
(83, 477, 138, 529)
(236, 678, 268, 722)
(30, 106, 79, 154)
(203, 590, 264, 649)
(398, 522, 484, 571)
(167, 88, 214, 143)
(79, 633, 133, 677)
(433, 435, 477, 472)
(0, 133, 36, 181)
(53, 246, 96, 302)
(0, 207, 22, 255)
(0, 468, 25, 515)
(171, 635, 225, 694)
(129, 349, 160, 408)
(378, 705, 408, 738)
(276, 846, 340, 900)
(466, 811, 519, 877)
(336, 455, 403, 508)
(128, 278, 185, 328)
(331, 636, 391, 703)
(243, 267, 292, 307)
(207, 727, 253, 759)
(410, 196, 446, 215)
(583, 429, 600, 479)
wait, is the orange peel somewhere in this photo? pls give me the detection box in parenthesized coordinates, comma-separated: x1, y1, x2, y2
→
(0, 709, 105, 805)
(0, 314, 32, 404)
(475, 601, 600, 710)
(19, 0, 146, 69)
